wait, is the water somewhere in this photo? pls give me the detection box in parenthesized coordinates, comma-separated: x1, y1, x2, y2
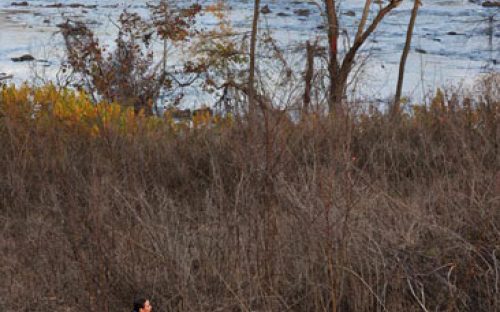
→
(0, 0, 498, 106)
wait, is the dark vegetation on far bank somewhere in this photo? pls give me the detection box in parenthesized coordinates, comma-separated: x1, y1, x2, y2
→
(0, 75, 498, 311)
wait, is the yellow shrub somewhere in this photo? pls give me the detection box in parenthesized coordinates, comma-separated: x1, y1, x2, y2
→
(1, 85, 233, 138)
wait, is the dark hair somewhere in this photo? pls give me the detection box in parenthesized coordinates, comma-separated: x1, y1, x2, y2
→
(133, 298, 147, 312)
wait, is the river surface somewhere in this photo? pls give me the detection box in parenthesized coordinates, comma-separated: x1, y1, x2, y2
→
(0, 0, 498, 107)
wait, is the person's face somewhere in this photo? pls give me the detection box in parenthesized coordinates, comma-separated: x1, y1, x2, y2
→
(140, 300, 152, 312)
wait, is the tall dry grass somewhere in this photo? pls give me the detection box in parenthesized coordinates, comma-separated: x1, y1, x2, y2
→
(0, 80, 498, 312)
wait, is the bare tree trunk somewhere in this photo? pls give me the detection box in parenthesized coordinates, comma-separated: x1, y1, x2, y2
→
(326, 0, 403, 114)
(303, 41, 315, 115)
(324, 0, 340, 114)
(159, 0, 168, 116)
(161, 0, 168, 75)
(394, 0, 420, 117)
(248, 0, 260, 115)
(355, 0, 372, 42)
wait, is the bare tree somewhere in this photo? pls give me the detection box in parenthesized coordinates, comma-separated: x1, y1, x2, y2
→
(324, 0, 404, 113)
(248, 0, 261, 114)
(303, 41, 316, 114)
(393, 0, 421, 117)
